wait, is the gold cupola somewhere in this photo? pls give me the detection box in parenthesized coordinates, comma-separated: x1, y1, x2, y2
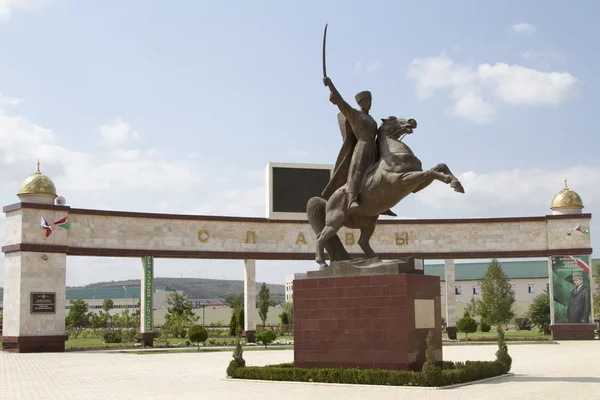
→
(17, 161, 57, 204)
(551, 178, 583, 215)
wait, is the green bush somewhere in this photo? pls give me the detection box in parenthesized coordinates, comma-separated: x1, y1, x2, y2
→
(457, 315, 478, 341)
(102, 328, 123, 343)
(421, 331, 442, 385)
(227, 335, 246, 377)
(495, 329, 512, 372)
(227, 360, 508, 387)
(229, 313, 237, 336)
(255, 329, 278, 348)
(188, 325, 209, 349)
(479, 318, 491, 332)
(121, 328, 139, 343)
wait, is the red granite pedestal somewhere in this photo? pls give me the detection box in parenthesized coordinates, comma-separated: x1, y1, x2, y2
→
(293, 273, 442, 371)
(550, 323, 596, 340)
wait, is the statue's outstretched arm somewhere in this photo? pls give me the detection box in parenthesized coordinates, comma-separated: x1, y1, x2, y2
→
(323, 77, 356, 124)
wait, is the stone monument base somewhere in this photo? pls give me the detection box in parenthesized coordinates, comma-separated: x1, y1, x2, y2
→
(550, 323, 596, 340)
(137, 332, 157, 347)
(0, 335, 68, 353)
(294, 261, 441, 371)
(242, 330, 256, 343)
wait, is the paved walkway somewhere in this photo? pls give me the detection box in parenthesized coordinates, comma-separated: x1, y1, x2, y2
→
(1, 342, 599, 399)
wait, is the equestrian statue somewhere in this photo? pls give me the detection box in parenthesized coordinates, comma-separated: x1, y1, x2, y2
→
(307, 24, 465, 268)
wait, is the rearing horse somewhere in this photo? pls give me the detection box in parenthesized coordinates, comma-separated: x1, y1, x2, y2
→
(307, 116, 465, 268)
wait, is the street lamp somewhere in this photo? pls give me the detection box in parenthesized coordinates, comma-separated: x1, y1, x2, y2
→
(123, 286, 127, 309)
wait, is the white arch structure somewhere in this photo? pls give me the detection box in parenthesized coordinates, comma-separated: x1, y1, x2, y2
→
(1, 201, 593, 351)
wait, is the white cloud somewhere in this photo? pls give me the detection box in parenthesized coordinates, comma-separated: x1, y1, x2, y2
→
(478, 63, 578, 106)
(99, 117, 139, 146)
(0, 100, 201, 195)
(451, 91, 495, 124)
(414, 165, 599, 216)
(0, 0, 47, 22)
(406, 53, 579, 123)
(0, 93, 22, 110)
(510, 23, 536, 35)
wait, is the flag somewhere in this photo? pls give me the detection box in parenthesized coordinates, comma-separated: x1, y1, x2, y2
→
(574, 224, 590, 235)
(53, 216, 71, 231)
(40, 216, 52, 238)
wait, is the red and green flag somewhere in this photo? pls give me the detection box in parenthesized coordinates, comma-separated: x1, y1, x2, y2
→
(53, 216, 71, 231)
(573, 224, 590, 235)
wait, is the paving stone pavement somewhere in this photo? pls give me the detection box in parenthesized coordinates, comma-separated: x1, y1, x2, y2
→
(1, 342, 599, 400)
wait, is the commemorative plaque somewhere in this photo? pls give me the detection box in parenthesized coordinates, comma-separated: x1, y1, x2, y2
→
(30, 292, 56, 313)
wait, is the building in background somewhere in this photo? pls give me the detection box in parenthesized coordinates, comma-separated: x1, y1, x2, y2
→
(285, 272, 307, 302)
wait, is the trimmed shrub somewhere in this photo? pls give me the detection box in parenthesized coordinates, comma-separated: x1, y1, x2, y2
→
(421, 331, 442, 385)
(255, 329, 278, 349)
(495, 329, 512, 373)
(227, 335, 246, 377)
(227, 360, 507, 387)
(479, 318, 491, 332)
(102, 328, 123, 343)
(121, 328, 139, 343)
(457, 315, 478, 341)
(229, 313, 237, 336)
(188, 325, 208, 349)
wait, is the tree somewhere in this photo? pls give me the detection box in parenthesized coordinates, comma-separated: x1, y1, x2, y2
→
(465, 295, 480, 317)
(0, 310, 3, 330)
(229, 312, 238, 336)
(279, 311, 290, 325)
(283, 301, 294, 323)
(65, 299, 90, 327)
(102, 298, 114, 313)
(457, 311, 478, 341)
(258, 283, 270, 326)
(528, 290, 551, 335)
(255, 329, 277, 349)
(164, 290, 199, 338)
(478, 259, 515, 330)
(188, 324, 208, 350)
(236, 307, 245, 335)
(225, 293, 244, 308)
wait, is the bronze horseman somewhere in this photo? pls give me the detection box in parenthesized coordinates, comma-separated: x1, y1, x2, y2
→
(307, 24, 465, 268)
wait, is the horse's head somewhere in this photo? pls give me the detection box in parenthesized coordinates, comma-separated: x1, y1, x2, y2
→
(379, 116, 417, 140)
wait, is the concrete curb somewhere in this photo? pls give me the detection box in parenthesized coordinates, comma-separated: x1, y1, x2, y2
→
(223, 372, 514, 390)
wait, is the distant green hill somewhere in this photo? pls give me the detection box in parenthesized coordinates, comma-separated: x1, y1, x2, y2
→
(71, 278, 285, 304)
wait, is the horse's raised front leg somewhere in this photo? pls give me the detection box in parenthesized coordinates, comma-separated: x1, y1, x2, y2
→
(401, 170, 450, 194)
(431, 163, 464, 193)
(358, 217, 378, 259)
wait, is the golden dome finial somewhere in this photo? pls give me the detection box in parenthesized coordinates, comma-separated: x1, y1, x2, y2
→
(551, 178, 583, 210)
(17, 160, 57, 198)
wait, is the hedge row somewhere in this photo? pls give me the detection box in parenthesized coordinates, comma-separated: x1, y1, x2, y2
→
(228, 360, 509, 387)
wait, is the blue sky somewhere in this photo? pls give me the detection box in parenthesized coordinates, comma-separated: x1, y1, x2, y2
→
(1, 0, 598, 287)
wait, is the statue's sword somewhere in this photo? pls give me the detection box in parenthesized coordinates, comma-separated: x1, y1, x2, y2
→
(322, 23, 328, 84)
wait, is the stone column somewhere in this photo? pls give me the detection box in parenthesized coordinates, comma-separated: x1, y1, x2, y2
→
(444, 259, 458, 340)
(138, 256, 156, 347)
(0, 251, 68, 352)
(243, 259, 257, 342)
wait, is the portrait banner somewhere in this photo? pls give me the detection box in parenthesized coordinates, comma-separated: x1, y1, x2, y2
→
(551, 255, 592, 324)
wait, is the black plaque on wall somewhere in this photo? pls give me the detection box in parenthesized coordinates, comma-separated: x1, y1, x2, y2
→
(30, 292, 56, 313)
(272, 167, 331, 213)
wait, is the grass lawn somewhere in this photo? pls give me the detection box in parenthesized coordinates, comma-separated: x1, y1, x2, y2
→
(65, 335, 293, 349)
(443, 330, 551, 341)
